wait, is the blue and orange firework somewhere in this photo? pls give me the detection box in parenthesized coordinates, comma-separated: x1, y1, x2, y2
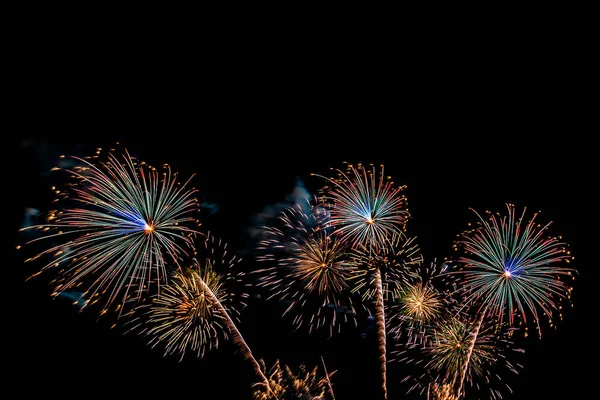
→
(20, 147, 201, 315)
(311, 162, 410, 250)
(449, 203, 575, 333)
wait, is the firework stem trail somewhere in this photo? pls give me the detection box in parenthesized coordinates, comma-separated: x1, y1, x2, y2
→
(197, 275, 276, 398)
(374, 268, 388, 400)
(456, 310, 486, 398)
(321, 356, 335, 400)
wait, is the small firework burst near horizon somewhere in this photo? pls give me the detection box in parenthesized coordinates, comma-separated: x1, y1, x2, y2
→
(448, 203, 576, 335)
(254, 199, 359, 337)
(311, 162, 410, 250)
(19, 147, 201, 316)
(252, 358, 336, 400)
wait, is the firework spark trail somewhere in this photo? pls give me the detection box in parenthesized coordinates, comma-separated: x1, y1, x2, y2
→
(349, 232, 422, 399)
(374, 267, 388, 400)
(196, 274, 275, 397)
(313, 164, 410, 398)
(311, 162, 409, 250)
(321, 356, 336, 400)
(426, 315, 496, 398)
(20, 148, 200, 315)
(455, 311, 485, 398)
(311, 164, 414, 399)
(127, 231, 276, 396)
(350, 233, 422, 301)
(139, 265, 227, 359)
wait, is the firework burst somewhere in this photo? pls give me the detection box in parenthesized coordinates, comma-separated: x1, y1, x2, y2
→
(393, 283, 444, 330)
(255, 200, 359, 336)
(425, 315, 523, 400)
(311, 162, 410, 250)
(388, 260, 453, 346)
(137, 259, 228, 359)
(450, 203, 575, 333)
(426, 315, 497, 385)
(252, 358, 336, 400)
(393, 313, 523, 400)
(389, 283, 446, 346)
(131, 233, 244, 360)
(131, 233, 275, 395)
(20, 147, 200, 315)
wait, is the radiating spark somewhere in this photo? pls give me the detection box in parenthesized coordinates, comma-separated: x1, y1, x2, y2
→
(449, 203, 575, 333)
(20, 148, 200, 315)
(254, 200, 359, 336)
(311, 162, 409, 249)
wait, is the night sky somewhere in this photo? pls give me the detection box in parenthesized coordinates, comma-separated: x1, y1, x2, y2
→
(10, 59, 590, 400)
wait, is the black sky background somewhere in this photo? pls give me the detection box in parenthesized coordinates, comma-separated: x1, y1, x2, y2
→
(9, 34, 592, 399)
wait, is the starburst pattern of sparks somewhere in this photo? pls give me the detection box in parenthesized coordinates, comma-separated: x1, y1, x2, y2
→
(20, 147, 200, 315)
(388, 260, 451, 345)
(389, 279, 446, 345)
(131, 233, 275, 394)
(137, 259, 228, 359)
(450, 203, 575, 333)
(255, 200, 359, 336)
(131, 233, 244, 360)
(311, 162, 410, 250)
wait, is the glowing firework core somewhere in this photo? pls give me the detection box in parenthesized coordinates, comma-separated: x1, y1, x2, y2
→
(144, 223, 155, 233)
(503, 270, 512, 278)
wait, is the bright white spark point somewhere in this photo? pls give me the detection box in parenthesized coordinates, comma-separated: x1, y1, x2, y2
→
(504, 270, 512, 278)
